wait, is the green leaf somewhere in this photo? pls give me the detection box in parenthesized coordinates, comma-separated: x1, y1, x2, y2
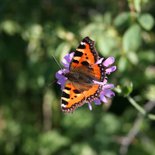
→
(96, 114, 120, 134)
(118, 56, 128, 72)
(114, 12, 130, 27)
(138, 13, 154, 30)
(114, 85, 122, 94)
(145, 85, 155, 101)
(139, 50, 155, 63)
(127, 51, 139, 65)
(115, 82, 133, 96)
(71, 143, 96, 155)
(0, 20, 21, 35)
(123, 24, 141, 52)
(134, 0, 142, 12)
(55, 42, 71, 58)
(97, 33, 118, 57)
(123, 82, 133, 96)
(39, 131, 70, 155)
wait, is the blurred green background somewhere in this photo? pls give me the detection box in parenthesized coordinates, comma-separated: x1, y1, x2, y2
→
(0, 0, 155, 155)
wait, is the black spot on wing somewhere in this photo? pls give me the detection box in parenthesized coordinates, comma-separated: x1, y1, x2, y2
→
(81, 61, 89, 66)
(78, 44, 85, 49)
(62, 99, 68, 105)
(62, 92, 70, 99)
(64, 87, 71, 90)
(73, 89, 81, 94)
(82, 37, 98, 62)
(74, 51, 83, 57)
(72, 59, 79, 64)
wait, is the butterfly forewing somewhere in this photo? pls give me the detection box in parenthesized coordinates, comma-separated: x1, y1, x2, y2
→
(70, 37, 98, 69)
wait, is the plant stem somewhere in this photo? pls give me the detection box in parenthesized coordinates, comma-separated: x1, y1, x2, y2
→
(127, 96, 146, 115)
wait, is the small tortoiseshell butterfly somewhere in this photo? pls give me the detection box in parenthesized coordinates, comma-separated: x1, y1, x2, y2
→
(60, 37, 107, 112)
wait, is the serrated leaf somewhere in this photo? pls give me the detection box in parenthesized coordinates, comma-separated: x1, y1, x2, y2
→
(138, 13, 154, 30)
(123, 24, 141, 52)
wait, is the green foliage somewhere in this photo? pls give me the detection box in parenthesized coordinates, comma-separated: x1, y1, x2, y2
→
(0, 0, 155, 155)
(123, 24, 142, 52)
(138, 13, 154, 30)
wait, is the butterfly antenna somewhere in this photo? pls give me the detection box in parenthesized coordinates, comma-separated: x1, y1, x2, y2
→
(52, 55, 62, 70)
(47, 79, 57, 87)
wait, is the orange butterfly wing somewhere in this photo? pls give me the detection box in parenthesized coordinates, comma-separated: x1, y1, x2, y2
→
(70, 37, 103, 81)
(61, 37, 105, 112)
(61, 82, 86, 112)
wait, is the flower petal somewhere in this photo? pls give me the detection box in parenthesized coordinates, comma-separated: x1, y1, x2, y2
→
(62, 59, 69, 68)
(105, 66, 116, 74)
(88, 103, 93, 110)
(55, 69, 68, 89)
(103, 57, 115, 67)
(100, 93, 108, 103)
(62, 52, 74, 68)
(103, 78, 108, 84)
(58, 77, 67, 89)
(93, 80, 104, 85)
(103, 84, 114, 89)
(55, 69, 68, 80)
(94, 99, 101, 105)
(104, 89, 115, 98)
(96, 58, 104, 64)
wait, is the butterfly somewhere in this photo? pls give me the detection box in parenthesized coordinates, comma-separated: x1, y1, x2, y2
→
(60, 37, 106, 113)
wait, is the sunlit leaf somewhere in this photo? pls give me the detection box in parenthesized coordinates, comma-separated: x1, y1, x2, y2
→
(138, 13, 154, 30)
(127, 51, 139, 65)
(145, 85, 155, 101)
(134, 0, 142, 12)
(0, 20, 21, 35)
(118, 56, 128, 72)
(123, 24, 141, 52)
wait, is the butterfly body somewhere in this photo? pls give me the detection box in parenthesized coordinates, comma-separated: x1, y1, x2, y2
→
(61, 37, 105, 112)
(65, 70, 95, 84)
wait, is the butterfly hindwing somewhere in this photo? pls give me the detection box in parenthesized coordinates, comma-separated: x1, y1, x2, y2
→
(61, 82, 86, 112)
(61, 83, 102, 112)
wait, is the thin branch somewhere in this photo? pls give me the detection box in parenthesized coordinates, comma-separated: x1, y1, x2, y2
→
(119, 99, 155, 155)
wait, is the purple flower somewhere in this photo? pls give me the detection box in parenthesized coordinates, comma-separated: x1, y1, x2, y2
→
(92, 57, 116, 109)
(56, 52, 116, 111)
(55, 69, 68, 90)
(55, 52, 74, 89)
(61, 52, 74, 69)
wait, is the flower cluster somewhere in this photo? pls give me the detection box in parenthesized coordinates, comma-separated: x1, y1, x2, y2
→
(56, 52, 116, 110)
